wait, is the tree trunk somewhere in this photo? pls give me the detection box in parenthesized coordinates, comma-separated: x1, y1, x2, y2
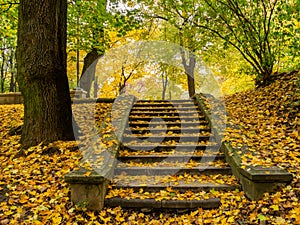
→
(79, 48, 101, 97)
(16, 0, 75, 148)
(9, 73, 15, 92)
(9, 50, 16, 92)
(255, 66, 274, 87)
(0, 51, 5, 93)
(161, 70, 168, 100)
(180, 48, 196, 98)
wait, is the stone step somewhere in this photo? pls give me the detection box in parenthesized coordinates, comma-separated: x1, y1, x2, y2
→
(105, 99, 235, 210)
(129, 116, 205, 122)
(133, 103, 196, 108)
(122, 143, 219, 151)
(125, 127, 211, 134)
(131, 107, 199, 112)
(117, 159, 229, 169)
(122, 135, 215, 143)
(105, 198, 221, 209)
(118, 149, 223, 157)
(114, 166, 232, 176)
(136, 100, 194, 103)
(111, 183, 239, 193)
(129, 111, 200, 116)
(128, 121, 209, 127)
(117, 155, 225, 163)
(111, 175, 239, 192)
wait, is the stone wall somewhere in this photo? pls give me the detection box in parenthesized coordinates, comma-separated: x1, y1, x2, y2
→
(0, 92, 23, 105)
(0, 89, 88, 105)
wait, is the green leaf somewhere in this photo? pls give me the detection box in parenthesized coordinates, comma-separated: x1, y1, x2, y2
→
(257, 214, 266, 221)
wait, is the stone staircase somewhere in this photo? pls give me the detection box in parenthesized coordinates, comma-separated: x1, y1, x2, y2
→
(105, 99, 240, 210)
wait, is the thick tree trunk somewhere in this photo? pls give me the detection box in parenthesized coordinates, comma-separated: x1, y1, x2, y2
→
(16, 0, 75, 147)
(79, 48, 101, 97)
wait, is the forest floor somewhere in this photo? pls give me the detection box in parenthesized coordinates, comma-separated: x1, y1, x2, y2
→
(0, 72, 299, 224)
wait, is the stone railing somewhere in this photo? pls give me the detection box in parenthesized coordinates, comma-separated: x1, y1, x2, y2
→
(65, 95, 136, 210)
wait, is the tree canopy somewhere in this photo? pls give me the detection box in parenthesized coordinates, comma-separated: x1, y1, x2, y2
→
(0, 0, 299, 95)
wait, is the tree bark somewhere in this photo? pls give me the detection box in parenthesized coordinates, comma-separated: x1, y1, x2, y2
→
(78, 48, 101, 97)
(161, 70, 168, 100)
(0, 51, 5, 93)
(180, 48, 196, 98)
(16, 0, 75, 147)
(9, 50, 16, 92)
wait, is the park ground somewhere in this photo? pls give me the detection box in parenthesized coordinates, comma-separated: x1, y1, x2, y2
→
(0, 72, 299, 224)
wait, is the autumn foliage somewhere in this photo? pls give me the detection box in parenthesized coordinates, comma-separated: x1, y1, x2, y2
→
(0, 72, 300, 224)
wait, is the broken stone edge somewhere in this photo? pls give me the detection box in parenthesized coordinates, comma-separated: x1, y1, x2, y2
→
(193, 94, 293, 201)
(65, 95, 137, 210)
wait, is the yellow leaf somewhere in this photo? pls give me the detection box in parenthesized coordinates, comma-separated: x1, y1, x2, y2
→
(18, 194, 29, 204)
(87, 211, 97, 221)
(227, 216, 235, 223)
(270, 204, 279, 211)
(275, 217, 286, 224)
(84, 171, 91, 177)
(52, 213, 62, 224)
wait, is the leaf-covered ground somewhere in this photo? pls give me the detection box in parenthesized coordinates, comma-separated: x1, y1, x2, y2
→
(224, 72, 300, 171)
(0, 72, 300, 224)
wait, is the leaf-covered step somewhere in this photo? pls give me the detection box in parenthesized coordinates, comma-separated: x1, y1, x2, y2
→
(131, 107, 200, 112)
(122, 143, 220, 152)
(122, 135, 214, 143)
(130, 110, 199, 116)
(117, 159, 228, 168)
(123, 139, 218, 147)
(111, 181, 239, 193)
(133, 103, 196, 108)
(134, 100, 195, 105)
(123, 131, 211, 137)
(112, 174, 239, 188)
(118, 149, 223, 157)
(129, 116, 204, 121)
(136, 100, 194, 103)
(123, 132, 212, 137)
(125, 127, 212, 134)
(114, 166, 232, 176)
(117, 154, 225, 163)
(106, 185, 221, 201)
(128, 121, 209, 127)
(105, 197, 221, 209)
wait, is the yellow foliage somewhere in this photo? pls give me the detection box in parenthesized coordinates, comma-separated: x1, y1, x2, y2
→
(67, 49, 86, 88)
(221, 74, 255, 95)
(0, 72, 299, 224)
